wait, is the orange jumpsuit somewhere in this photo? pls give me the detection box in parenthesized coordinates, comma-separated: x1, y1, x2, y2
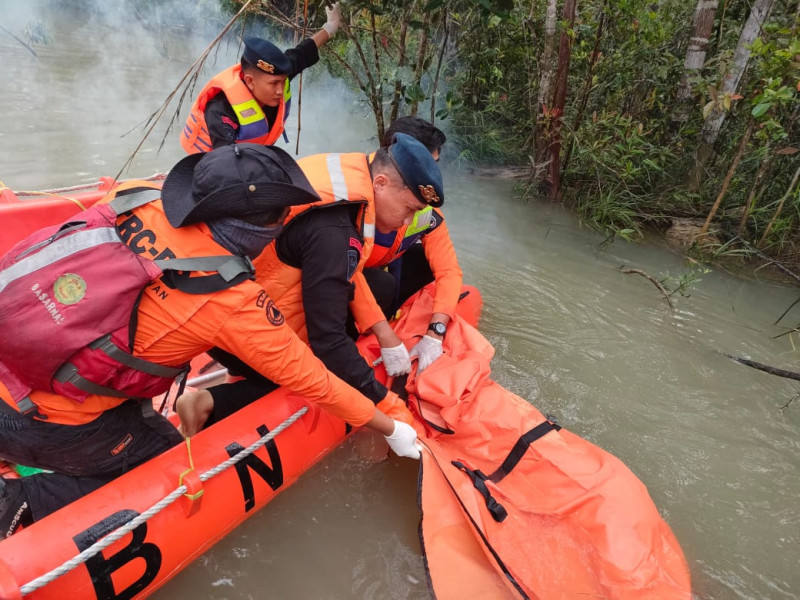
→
(0, 181, 376, 428)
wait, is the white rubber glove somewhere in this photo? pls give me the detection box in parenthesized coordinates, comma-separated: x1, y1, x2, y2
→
(380, 343, 412, 376)
(384, 420, 421, 459)
(322, 2, 341, 36)
(409, 335, 443, 373)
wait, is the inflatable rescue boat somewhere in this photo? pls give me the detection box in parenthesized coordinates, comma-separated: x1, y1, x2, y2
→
(0, 179, 691, 599)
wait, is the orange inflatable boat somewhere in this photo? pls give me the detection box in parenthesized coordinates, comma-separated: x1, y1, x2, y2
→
(0, 180, 690, 599)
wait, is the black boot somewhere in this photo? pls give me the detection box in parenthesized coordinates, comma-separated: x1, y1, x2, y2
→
(0, 477, 32, 539)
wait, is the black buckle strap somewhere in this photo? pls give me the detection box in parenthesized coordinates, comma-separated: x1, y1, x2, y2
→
(451, 461, 508, 522)
(488, 420, 561, 484)
(452, 419, 561, 523)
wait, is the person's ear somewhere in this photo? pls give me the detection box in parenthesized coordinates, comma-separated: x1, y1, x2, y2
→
(373, 173, 388, 192)
(243, 73, 255, 91)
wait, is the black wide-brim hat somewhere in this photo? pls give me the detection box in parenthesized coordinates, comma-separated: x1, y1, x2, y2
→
(162, 143, 320, 228)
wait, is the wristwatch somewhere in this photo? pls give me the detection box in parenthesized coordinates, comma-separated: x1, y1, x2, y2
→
(427, 322, 447, 337)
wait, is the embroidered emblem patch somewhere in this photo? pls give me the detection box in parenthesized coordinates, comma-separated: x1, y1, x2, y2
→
(256, 291, 267, 308)
(346, 249, 359, 281)
(349, 237, 363, 253)
(266, 300, 284, 326)
(53, 273, 86, 305)
(256, 59, 275, 73)
(240, 108, 257, 119)
(221, 116, 239, 129)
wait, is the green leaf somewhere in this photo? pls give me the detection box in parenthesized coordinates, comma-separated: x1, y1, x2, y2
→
(751, 102, 772, 118)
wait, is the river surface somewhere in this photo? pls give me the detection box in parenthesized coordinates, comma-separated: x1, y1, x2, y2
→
(1, 2, 798, 599)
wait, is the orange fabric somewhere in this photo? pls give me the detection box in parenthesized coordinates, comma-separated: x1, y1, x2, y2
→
(375, 390, 413, 426)
(391, 286, 691, 599)
(252, 153, 376, 342)
(181, 65, 286, 154)
(3, 181, 376, 427)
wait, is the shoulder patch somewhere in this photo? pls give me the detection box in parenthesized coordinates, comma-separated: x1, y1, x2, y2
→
(221, 116, 239, 130)
(265, 299, 285, 326)
(349, 237, 363, 253)
(346, 248, 359, 281)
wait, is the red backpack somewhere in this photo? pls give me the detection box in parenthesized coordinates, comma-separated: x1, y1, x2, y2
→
(0, 188, 253, 416)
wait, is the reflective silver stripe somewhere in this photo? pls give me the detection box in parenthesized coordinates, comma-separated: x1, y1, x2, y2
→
(326, 154, 349, 202)
(0, 227, 119, 294)
(362, 223, 375, 238)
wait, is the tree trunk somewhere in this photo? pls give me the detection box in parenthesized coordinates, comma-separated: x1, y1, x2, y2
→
(700, 119, 754, 234)
(410, 10, 432, 116)
(546, 0, 578, 201)
(562, 1, 607, 174)
(532, 0, 559, 163)
(700, 0, 773, 145)
(689, 0, 774, 188)
(737, 144, 773, 236)
(672, 0, 718, 125)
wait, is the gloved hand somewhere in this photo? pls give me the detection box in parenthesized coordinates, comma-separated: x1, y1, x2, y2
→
(323, 2, 342, 36)
(380, 343, 412, 376)
(376, 391, 414, 425)
(409, 335, 443, 373)
(384, 420, 422, 459)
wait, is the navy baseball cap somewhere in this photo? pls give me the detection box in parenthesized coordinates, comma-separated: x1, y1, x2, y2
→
(242, 37, 292, 75)
(387, 133, 444, 207)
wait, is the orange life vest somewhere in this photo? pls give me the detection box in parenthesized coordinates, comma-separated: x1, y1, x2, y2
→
(253, 153, 376, 342)
(181, 65, 290, 154)
(365, 206, 438, 268)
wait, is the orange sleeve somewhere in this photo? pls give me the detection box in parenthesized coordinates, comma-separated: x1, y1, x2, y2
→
(423, 218, 463, 319)
(350, 270, 387, 333)
(210, 285, 377, 426)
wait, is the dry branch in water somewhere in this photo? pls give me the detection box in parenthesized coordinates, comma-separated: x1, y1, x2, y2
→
(722, 353, 800, 382)
(619, 267, 674, 309)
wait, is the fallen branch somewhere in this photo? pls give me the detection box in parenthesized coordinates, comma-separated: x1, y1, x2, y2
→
(722, 353, 800, 382)
(779, 392, 798, 412)
(619, 267, 674, 309)
(0, 25, 38, 57)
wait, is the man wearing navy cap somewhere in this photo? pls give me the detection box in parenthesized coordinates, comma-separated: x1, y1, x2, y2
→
(175, 134, 446, 435)
(181, 3, 341, 154)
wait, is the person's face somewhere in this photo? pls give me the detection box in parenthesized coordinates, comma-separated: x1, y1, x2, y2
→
(245, 71, 287, 107)
(373, 173, 427, 234)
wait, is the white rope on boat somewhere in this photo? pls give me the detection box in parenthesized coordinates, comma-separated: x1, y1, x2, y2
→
(19, 405, 308, 596)
(13, 173, 167, 197)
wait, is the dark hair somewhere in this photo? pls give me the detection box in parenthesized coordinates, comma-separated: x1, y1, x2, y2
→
(370, 148, 399, 178)
(381, 116, 446, 153)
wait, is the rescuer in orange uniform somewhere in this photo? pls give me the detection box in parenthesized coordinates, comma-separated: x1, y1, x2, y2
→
(0, 144, 420, 539)
(358, 117, 463, 374)
(175, 134, 445, 435)
(181, 3, 342, 153)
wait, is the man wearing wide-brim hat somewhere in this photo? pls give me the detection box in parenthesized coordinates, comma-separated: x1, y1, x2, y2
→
(0, 143, 422, 538)
(178, 134, 446, 435)
(181, 3, 342, 154)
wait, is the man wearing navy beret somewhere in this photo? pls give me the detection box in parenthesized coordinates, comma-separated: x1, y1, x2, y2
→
(181, 3, 342, 154)
(176, 134, 446, 434)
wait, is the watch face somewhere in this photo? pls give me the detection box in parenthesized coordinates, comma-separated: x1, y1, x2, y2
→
(429, 322, 447, 336)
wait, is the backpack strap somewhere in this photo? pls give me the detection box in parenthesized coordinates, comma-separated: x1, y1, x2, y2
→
(108, 188, 163, 214)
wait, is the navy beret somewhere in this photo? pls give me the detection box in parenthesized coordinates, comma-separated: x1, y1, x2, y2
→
(387, 133, 444, 207)
(242, 37, 292, 75)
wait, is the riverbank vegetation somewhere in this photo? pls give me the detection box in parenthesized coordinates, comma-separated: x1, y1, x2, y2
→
(243, 0, 799, 276)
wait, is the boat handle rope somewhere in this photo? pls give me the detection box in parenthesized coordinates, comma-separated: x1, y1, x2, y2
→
(18, 405, 308, 596)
